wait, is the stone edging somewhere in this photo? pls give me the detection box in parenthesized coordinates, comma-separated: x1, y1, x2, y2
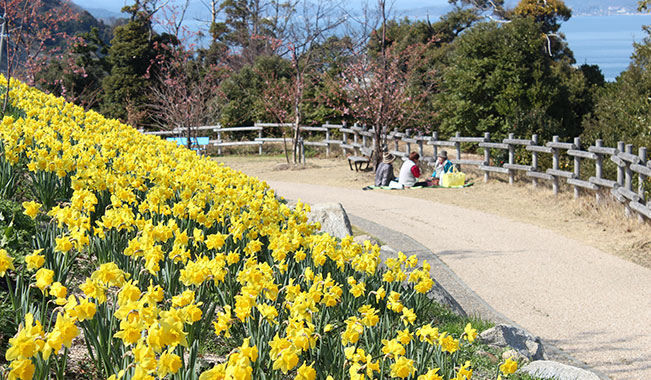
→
(348, 214, 612, 380)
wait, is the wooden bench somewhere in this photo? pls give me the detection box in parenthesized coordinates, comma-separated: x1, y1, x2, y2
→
(166, 136, 210, 154)
(348, 147, 374, 171)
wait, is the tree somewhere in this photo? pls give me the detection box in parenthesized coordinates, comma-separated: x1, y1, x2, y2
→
(34, 27, 110, 110)
(203, 0, 291, 69)
(511, 0, 574, 60)
(218, 55, 290, 127)
(0, 0, 77, 112)
(327, 39, 438, 169)
(511, 0, 571, 34)
(581, 7, 651, 148)
(272, 0, 346, 163)
(434, 17, 591, 140)
(101, 0, 174, 125)
(148, 53, 224, 148)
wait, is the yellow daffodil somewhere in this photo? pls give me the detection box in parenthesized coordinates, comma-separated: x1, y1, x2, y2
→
(500, 357, 518, 375)
(0, 249, 14, 277)
(390, 356, 415, 379)
(21, 201, 41, 219)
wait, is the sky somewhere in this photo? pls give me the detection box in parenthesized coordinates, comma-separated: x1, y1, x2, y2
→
(74, 0, 457, 23)
(74, 0, 450, 12)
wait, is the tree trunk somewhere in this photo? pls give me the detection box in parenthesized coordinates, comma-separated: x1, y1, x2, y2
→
(374, 125, 383, 171)
(292, 68, 302, 164)
(293, 110, 300, 164)
(187, 124, 192, 150)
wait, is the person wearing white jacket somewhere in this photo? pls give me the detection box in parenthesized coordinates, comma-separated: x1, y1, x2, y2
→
(398, 152, 426, 187)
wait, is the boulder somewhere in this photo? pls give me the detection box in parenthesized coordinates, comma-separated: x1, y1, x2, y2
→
(380, 244, 398, 258)
(426, 280, 467, 317)
(520, 360, 600, 380)
(502, 349, 529, 363)
(479, 324, 546, 360)
(307, 202, 352, 239)
(353, 234, 380, 247)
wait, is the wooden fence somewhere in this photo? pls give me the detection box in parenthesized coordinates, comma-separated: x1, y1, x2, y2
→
(143, 123, 651, 222)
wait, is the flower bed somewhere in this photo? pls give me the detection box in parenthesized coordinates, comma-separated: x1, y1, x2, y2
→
(0, 78, 524, 380)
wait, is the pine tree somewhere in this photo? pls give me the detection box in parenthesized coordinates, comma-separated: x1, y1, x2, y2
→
(101, 9, 154, 124)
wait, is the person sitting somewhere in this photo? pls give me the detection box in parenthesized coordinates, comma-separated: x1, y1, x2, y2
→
(399, 152, 428, 188)
(430, 150, 454, 185)
(375, 152, 397, 186)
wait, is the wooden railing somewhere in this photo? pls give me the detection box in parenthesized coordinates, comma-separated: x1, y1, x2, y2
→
(143, 123, 651, 222)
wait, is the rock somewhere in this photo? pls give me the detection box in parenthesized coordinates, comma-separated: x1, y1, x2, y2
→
(520, 360, 600, 380)
(502, 349, 529, 363)
(307, 202, 352, 239)
(273, 163, 290, 171)
(479, 324, 546, 361)
(426, 280, 467, 317)
(380, 244, 398, 257)
(353, 234, 379, 246)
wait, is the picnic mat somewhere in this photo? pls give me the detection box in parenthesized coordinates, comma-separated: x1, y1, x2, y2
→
(362, 182, 474, 191)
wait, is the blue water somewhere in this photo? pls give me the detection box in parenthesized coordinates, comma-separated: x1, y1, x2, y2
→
(561, 15, 651, 81)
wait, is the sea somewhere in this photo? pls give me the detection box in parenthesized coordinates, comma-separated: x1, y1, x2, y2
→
(560, 14, 651, 81)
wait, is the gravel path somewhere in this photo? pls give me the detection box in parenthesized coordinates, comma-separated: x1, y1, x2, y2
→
(267, 180, 651, 380)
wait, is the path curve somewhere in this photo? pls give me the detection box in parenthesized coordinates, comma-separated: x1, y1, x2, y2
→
(265, 180, 651, 380)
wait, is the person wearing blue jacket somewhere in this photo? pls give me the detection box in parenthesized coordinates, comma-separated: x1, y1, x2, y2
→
(431, 150, 454, 185)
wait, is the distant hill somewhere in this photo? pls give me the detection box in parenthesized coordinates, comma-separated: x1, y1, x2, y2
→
(78, 6, 125, 22)
(30, 0, 118, 48)
(397, 0, 648, 19)
(564, 0, 647, 15)
(64, 2, 115, 43)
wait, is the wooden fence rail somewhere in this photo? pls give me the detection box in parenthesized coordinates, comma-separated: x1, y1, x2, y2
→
(143, 123, 651, 222)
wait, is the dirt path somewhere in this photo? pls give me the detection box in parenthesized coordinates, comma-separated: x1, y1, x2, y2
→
(217, 156, 651, 380)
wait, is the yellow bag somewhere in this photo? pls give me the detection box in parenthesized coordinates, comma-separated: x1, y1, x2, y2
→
(441, 168, 466, 187)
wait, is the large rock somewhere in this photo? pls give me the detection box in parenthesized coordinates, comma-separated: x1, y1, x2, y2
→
(307, 202, 353, 239)
(520, 361, 600, 380)
(479, 324, 546, 361)
(353, 234, 380, 247)
(426, 279, 467, 317)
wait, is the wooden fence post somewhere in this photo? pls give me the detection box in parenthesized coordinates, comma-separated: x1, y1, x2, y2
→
(418, 131, 424, 157)
(595, 139, 604, 204)
(625, 144, 634, 192)
(353, 122, 359, 148)
(552, 135, 560, 195)
(301, 137, 305, 164)
(531, 134, 539, 188)
(483, 132, 491, 183)
(394, 128, 399, 152)
(342, 122, 348, 156)
(638, 146, 647, 223)
(325, 126, 330, 158)
(432, 132, 438, 159)
(617, 141, 625, 187)
(405, 129, 412, 155)
(625, 143, 634, 217)
(258, 127, 263, 155)
(455, 132, 462, 171)
(217, 127, 223, 155)
(361, 125, 367, 149)
(508, 133, 515, 185)
(573, 137, 581, 199)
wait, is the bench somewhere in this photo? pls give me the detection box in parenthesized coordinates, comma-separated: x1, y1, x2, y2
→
(348, 147, 374, 171)
(166, 136, 210, 155)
